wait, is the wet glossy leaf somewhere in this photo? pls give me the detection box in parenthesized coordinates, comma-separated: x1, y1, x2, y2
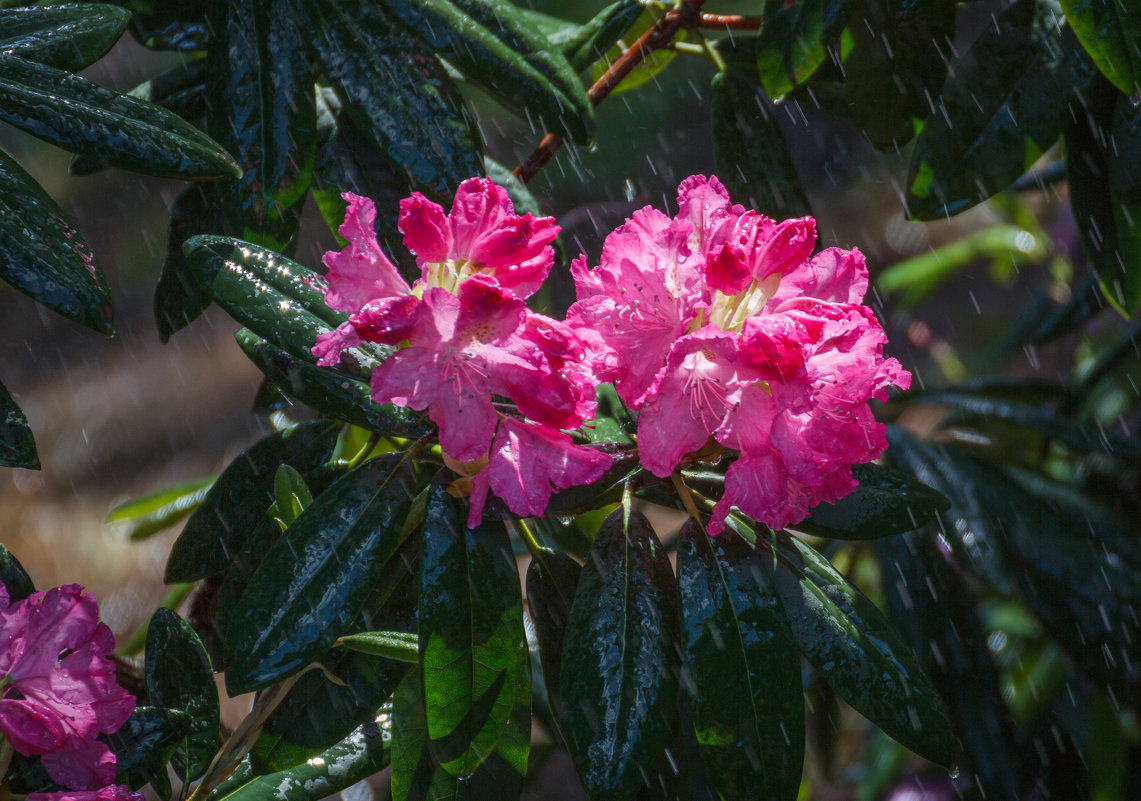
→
(1059, 0, 1141, 96)
(713, 41, 811, 222)
(418, 482, 529, 777)
(304, 0, 482, 199)
(678, 521, 804, 801)
(206, 0, 314, 251)
(591, 7, 685, 96)
(340, 631, 419, 663)
(755, 0, 860, 99)
(225, 452, 423, 694)
(560, 503, 679, 800)
(770, 531, 954, 768)
(792, 463, 950, 540)
(104, 706, 193, 790)
(211, 716, 392, 801)
(0, 542, 35, 601)
(0, 377, 38, 470)
(0, 145, 113, 335)
(537, 0, 643, 73)
(525, 551, 580, 726)
(907, 5, 1097, 219)
(165, 420, 340, 583)
(0, 4, 130, 71)
(153, 182, 225, 340)
(107, 475, 214, 541)
(234, 330, 428, 438)
(144, 608, 219, 781)
(0, 53, 237, 178)
(377, 0, 593, 143)
(120, 0, 209, 51)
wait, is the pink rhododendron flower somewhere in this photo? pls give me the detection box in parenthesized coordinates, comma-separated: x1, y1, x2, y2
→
(0, 583, 135, 790)
(28, 785, 146, 801)
(567, 175, 910, 534)
(312, 181, 608, 525)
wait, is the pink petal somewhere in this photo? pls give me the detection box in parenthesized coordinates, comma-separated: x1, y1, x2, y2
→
(29, 785, 146, 801)
(750, 216, 816, 281)
(312, 321, 362, 367)
(8, 586, 99, 685)
(321, 194, 410, 313)
(41, 739, 118, 791)
(0, 581, 9, 610)
(447, 177, 512, 258)
(0, 697, 66, 755)
(703, 243, 753, 294)
(469, 213, 558, 299)
(676, 174, 741, 251)
(770, 246, 869, 306)
(398, 192, 452, 266)
(430, 385, 499, 463)
(351, 294, 421, 346)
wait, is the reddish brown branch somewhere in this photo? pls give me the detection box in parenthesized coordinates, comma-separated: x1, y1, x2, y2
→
(512, 0, 708, 184)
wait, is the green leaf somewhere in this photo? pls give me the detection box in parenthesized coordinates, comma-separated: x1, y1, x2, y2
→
(792, 463, 950, 540)
(907, 5, 1097, 219)
(154, 182, 226, 340)
(712, 41, 812, 221)
(538, 0, 643, 74)
(756, 0, 860, 99)
(0, 145, 113, 335)
(339, 631, 419, 663)
(560, 502, 680, 800)
(210, 716, 392, 801)
(1059, 0, 1141, 96)
(107, 475, 214, 541)
(769, 531, 955, 768)
(0, 53, 238, 179)
(269, 464, 312, 530)
(0, 542, 35, 601)
(234, 330, 428, 438)
(418, 481, 530, 777)
(303, 0, 482, 199)
(590, 6, 685, 96)
(524, 551, 580, 727)
(104, 706, 193, 791)
(377, 0, 593, 143)
(205, 0, 315, 250)
(0, 377, 38, 469)
(165, 420, 340, 583)
(0, 4, 131, 71)
(144, 608, 220, 782)
(678, 520, 804, 801)
(225, 452, 424, 694)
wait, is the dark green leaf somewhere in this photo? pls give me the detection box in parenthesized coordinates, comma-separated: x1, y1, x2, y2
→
(792, 462, 950, 540)
(1109, 95, 1141, 201)
(211, 717, 392, 801)
(377, 0, 593, 143)
(0, 145, 113, 335)
(525, 551, 580, 727)
(104, 706, 193, 791)
(755, 0, 860, 99)
(144, 608, 220, 781)
(225, 452, 424, 694)
(234, 330, 428, 438)
(678, 520, 804, 801)
(560, 503, 680, 800)
(0, 4, 130, 71)
(770, 531, 955, 768)
(1059, 0, 1141, 96)
(0, 377, 38, 469)
(303, 0, 482, 199)
(537, 0, 642, 73)
(205, 0, 315, 250)
(908, 5, 1097, 219)
(0, 542, 34, 601)
(154, 182, 226, 340)
(122, 0, 210, 51)
(713, 41, 811, 221)
(590, 7, 685, 96)
(165, 420, 340, 583)
(339, 631, 419, 662)
(0, 53, 237, 178)
(418, 482, 529, 777)
(108, 475, 214, 541)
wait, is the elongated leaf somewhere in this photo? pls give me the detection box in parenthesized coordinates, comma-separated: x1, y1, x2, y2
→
(340, 630, 418, 662)
(225, 452, 423, 694)
(0, 146, 113, 335)
(418, 482, 529, 777)
(206, 0, 314, 250)
(154, 182, 226, 340)
(713, 41, 811, 221)
(539, 0, 643, 73)
(104, 707, 193, 791)
(770, 531, 955, 768)
(1059, 0, 1141, 96)
(0, 4, 130, 71)
(591, 7, 686, 96)
(144, 608, 219, 782)
(792, 462, 950, 540)
(560, 503, 679, 800)
(165, 420, 339, 583)
(377, 0, 592, 143)
(0, 377, 38, 469)
(525, 551, 580, 727)
(0, 53, 237, 178)
(755, 0, 860, 99)
(122, 1, 210, 51)
(235, 330, 427, 438)
(678, 520, 804, 801)
(211, 716, 392, 801)
(304, 0, 481, 199)
(0, 542, 35, 602)
(908, 5, 1097, 219)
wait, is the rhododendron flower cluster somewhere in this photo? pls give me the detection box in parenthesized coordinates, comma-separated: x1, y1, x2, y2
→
(312, 178, 611, 526)
(0, 582, 141, 801)
(568, 176, 910, 533)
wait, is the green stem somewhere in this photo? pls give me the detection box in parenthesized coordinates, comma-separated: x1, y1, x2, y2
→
(116, 582, 195, 658)
(0, 737, 14, 785)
